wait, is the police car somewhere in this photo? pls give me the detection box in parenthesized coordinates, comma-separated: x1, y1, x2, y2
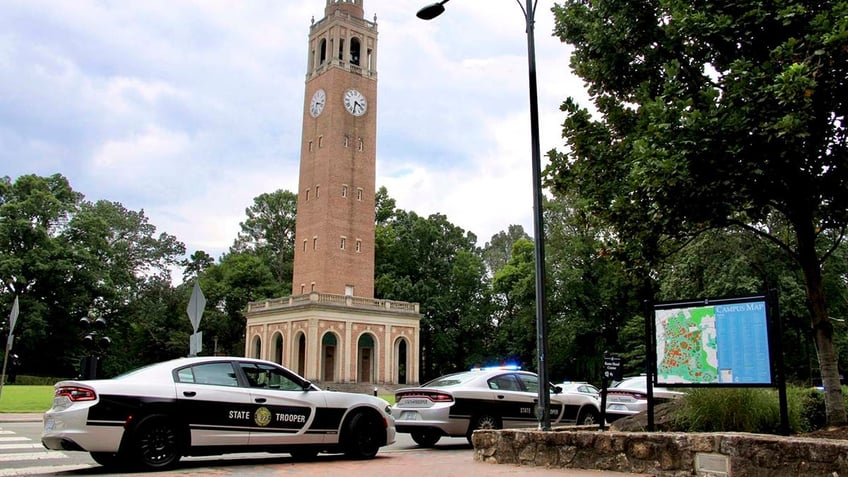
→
(390, 367, 600, 447)
(41, 357, 395, 471)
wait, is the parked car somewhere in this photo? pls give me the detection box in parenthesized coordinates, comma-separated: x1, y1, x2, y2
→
(391, 367, 601, 447)
(558, 381, 601, 401)
(42, 357, 395, 471)
(603, 375, 685, 422)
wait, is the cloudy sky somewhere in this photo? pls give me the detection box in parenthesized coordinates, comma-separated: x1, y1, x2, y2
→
(1, 0, 590, 282)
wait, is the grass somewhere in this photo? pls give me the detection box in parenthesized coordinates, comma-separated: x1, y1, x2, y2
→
(0, 383, 394, 413)
(0, 385, 55, 413)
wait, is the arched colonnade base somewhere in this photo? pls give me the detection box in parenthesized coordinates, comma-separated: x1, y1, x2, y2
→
(244, 292, 421, 385)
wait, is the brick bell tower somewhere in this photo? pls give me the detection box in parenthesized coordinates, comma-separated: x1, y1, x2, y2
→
(292, 0, 378, 298)
(245, 1, 420, 387)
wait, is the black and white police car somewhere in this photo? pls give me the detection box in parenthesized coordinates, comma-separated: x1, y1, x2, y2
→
(390, 367, 600, 447)
(41, 356, 395, 471)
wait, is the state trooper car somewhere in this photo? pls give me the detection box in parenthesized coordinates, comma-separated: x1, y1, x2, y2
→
(390, 367, 600, 447)
(41, 357, 395, 471)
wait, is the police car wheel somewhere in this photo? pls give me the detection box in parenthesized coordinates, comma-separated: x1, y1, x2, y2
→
(89, 451, 123, 469)
(470, 414, 500, 432)
(343, 411, 381, 460)
(466, 414, 501, 442)
(410, 429, 441, 447)
(130, 415, 182, 470)
(577, 407, 600, 426)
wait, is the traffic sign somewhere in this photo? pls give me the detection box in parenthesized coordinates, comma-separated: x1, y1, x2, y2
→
(187, 283, 206, 333)
(604, 355, 623, 381)
(9, 296, 19, 333)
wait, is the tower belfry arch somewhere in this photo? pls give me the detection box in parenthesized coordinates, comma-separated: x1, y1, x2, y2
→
(245, 0, 420, 387)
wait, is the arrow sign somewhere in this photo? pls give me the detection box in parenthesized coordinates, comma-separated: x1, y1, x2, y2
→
(9, 296, 19, 333)
(187, 283, 206, 333)
(7, 296, 19, 348)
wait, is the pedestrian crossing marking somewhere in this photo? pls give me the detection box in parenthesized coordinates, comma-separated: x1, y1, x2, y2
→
(0, 464, 94, 476)
(0, 451, 67, 462)
(0, 443, 44, 450)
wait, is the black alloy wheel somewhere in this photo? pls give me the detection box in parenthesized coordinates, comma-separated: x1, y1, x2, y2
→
(410, 429, 441, 447)
(343, 411, 382, 459)
(131, 415, 182, 470)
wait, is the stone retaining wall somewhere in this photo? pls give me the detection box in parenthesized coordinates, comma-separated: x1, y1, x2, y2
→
(472, 428, 848, 476)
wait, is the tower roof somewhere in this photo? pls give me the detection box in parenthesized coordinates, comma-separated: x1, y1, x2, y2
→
(325, 0, 363, 18)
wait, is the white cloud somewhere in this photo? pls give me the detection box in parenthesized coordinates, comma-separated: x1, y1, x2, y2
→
(0, 0, 592, 281)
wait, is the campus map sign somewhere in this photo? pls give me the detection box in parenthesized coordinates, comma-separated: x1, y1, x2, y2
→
(654, 296, 773, 386)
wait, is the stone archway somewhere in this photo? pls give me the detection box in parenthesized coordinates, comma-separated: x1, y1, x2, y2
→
(271, 332, 283, 365)
(294, 332, 307, 377)
(321, 332, 338, 382)
(394, 337, 409, 385)
(251, 335, 262, 359)
(357, 333, 376, 383)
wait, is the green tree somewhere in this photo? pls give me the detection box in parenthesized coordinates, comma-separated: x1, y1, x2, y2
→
(199, 252, 284, 356)
(0, 174, 82, 375)
(0, 174, 185, 376)
(230, 190, 297, 290)
(543, 197, 641, 384)
(482, 225, 530, 277)
(375, 207, 494, 379)
(492, 239, 537, 369)
(61, 199, 185, 376)
(182, 250, 215, 283)
(375, 186, 397, 225)
(550, 0, 848, 425)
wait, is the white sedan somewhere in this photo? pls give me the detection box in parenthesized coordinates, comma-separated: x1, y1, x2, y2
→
(41, 357, 395, 471)
(391, 367, 600, 447)
(604, 375, 685, 422)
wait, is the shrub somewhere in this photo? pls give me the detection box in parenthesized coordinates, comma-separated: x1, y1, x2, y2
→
(788, 386, 826, 432)
(674, 388, 784, 433)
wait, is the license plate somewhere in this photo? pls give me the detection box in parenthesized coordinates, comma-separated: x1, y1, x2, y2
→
(399, 411, 419, 420)
(398, 398, 430, 408)
(608, 404, 627, 412)
(45, 418, 55, 431)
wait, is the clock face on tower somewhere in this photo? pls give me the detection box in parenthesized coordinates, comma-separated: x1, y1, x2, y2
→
(343, 89, 367, 116)
(309, 89, 326, 118)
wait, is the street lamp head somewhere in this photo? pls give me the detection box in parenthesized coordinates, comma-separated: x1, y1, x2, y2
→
(417, 1, 448, 20)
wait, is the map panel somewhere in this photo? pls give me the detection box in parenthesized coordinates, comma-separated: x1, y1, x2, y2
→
(655, 299, 771, 385)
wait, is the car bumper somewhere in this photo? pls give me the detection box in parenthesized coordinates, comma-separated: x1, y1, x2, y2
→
(604, 402, 645, 422)
(391, 406, 469, 437)
(42, 408, 125, 453)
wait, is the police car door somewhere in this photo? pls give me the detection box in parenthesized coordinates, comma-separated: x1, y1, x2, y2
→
(237, 361, 324, 446)
(485, 373, 537, 428)
(173, 361, 253, 446)
(514, 373, 564, 425)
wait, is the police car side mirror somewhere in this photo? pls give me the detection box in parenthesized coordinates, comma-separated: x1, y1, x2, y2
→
(553, 385, 562, 394)
(301, 380, 313, 391)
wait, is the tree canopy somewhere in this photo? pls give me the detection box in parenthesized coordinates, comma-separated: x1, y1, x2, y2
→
(549, 0, 847, 424)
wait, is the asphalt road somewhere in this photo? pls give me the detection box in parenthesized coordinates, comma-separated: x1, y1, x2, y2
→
(1, 415, 648, 476)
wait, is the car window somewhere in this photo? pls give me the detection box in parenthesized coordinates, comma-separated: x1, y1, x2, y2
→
(488, 374, 521, 391)
(516, 374, 539, 393)
(239, 362, 305, 391)
(176, 362, 239, 387)
(424, 372, 479, 387)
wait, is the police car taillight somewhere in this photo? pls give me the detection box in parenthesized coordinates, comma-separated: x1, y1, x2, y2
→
(55, 386, 97, 402)
(396, 391, 454, 403)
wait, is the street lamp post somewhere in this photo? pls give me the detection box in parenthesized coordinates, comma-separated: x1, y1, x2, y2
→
(417, 0, 550, 431)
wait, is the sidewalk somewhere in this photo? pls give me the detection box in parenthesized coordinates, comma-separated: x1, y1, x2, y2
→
(0, 413, 42, 422)
(0, 413, 648, 476)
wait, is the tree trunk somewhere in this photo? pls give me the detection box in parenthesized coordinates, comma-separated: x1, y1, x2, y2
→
(796, 222, 847, 426)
